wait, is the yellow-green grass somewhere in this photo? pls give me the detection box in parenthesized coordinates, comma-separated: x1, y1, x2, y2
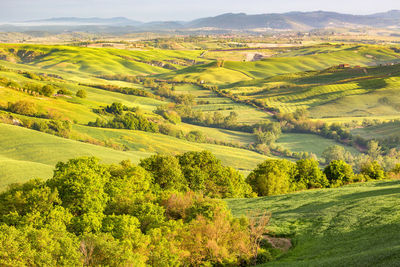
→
(0, 71, 166, 120)
(351, 121, 400, 141)
(227, 180, 400, 266)
(0, 44, 206, 76)
(0, 123, 153, 190)
(0, 86, 100, 123)
(223, 63, 400, 116)
(311, 115, 400, 124)
(276, 133, 359, 158)
(160, 62, 252, 84)
(73, 124, 269, 171)
(174, 84, 271, 124)
(179, 122, 257, 145)
(156, 45, 400, 85)
(223, 45, 400, 80)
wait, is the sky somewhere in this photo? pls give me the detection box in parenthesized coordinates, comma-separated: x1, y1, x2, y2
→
(1, 0, 400, 22)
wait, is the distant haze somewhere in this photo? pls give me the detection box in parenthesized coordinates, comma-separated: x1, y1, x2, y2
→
(1, 0, 400, 23)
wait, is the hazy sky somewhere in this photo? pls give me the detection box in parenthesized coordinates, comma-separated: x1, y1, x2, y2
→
(1, 0, 400, 22)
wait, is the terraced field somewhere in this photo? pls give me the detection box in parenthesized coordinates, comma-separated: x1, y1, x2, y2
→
(222, 63, 400, 117)
(161, 45, 400, 84)
(174, 84, 270, 124)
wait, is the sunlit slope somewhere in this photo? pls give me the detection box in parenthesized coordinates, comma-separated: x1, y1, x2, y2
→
(351, 121, 400, 142)
(73, 124, 269, 171)
(0, 123, 270, 189)
(276, 133, 359, 158)
(222, 63, 400, 116)
(0, 123, 152, 190)
(0, 44, 205, 76)
(162, 45, 400, 84)
(159, 62, 253, 84)
(227, 180, 400, 266)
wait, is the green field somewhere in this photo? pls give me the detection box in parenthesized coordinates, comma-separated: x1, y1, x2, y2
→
(276, 133, 359, 158)
(0, 44, 206, 76)
(1, 42, 395, 189)
(73, 124, 269, 170)
(227, 180, 400, 266)
(0, 122, 270, 190)
(0, 123, 152, 190)
(352, 121, 400, 141)
(174, 84, 271, 124)
(221, 62, 400, 117)
(161, 45, 400, 85)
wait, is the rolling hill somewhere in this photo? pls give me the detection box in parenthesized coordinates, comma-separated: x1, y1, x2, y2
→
(2, 10, 400, 32)
(227, 180, 400, 266)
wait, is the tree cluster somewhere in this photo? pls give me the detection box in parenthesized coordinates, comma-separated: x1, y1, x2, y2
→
(0, 153, 272, 266)
(247, 157, 388, 196)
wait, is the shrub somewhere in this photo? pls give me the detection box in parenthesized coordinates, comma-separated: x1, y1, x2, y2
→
(8, 100, 38, 116)
(246, 159, 296, 196)
(360, 161, 385, 180)
(295, 159, 328, 190)
(41, 85, 55, 96)
(76, 89, 87, 98)
(57, 88, 72, 95)
(323, 160, 354, 187)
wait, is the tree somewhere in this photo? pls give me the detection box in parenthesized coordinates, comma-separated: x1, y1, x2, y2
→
(367, 140, 382, 159)
(139, 155, 187, 190)
(106, 102, 124, 115)
(56, 88, 72, 95)
(185, 130, 206, 143)
(47, 157, 110, 234)
(248, 211, 271, 265)
(76, 89, 87, 98)
(180, 208, 252, 266)
(80, 233, 146, 266)
(106, 160, 165, 233)
(41, 85, 55, 96)
(178, 151, 253, 198)
(322, 145, 346, 163)
(213, 111, 224, 125)
(224, 111, 238, 127)
(246, 159, 296, 196)
(323, 160, 354, 187)
(361, 161, 385, 180)
(295, 159, 328, 190)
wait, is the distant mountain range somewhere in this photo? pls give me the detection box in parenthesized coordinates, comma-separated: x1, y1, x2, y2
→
(2, 10, 400, 33)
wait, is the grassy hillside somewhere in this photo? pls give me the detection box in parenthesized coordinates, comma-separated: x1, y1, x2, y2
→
(351, 121, 400, 141)
(173, 84, 271, 124)
(0, 123, 270, 189)
(162, 45, 400, 84)
(227, 180, 400, 266)
(276, 133, 359, 158)
(223, 62, 400, 117)
(0, 44, 206, 76)
(0, 123, 152, 190)
(73, 124, 269, 170)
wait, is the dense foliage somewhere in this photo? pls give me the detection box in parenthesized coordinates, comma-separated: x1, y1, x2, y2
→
(247, 157, 387, 196)
(0, 152, 271, 266)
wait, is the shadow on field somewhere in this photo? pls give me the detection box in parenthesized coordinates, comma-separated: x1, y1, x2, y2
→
(338, 187, 400, 201)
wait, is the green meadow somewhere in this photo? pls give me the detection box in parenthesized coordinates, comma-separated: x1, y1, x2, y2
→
(276, 133, 359, 158)
(227, 180, 400, 266)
